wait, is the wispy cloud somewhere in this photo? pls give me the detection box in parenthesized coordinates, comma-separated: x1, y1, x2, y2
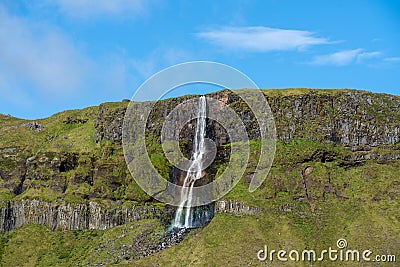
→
(310, 49, 381, 66)
(197, 26, 331, 52)
(0, 6, 90, 96)
(384, 57, 400, 62)
(0, 4, 138, 118)
(50, 0, 150, 18)
(356, 51, 382, 62)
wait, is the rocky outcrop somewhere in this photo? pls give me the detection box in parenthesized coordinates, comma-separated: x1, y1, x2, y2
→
(0, 150, 146, 203)
(25, 121, 44, 132)
(215, 200, 262, 215)
(264, 90, 400, 147)
(94, 89, 400, 149)
(0, 199, 162, 232)
(94, 103, 127, 142)
(0, 199, 260, 233)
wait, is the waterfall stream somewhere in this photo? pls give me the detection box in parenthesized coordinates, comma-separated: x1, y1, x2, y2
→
(173, 96, 207, 228)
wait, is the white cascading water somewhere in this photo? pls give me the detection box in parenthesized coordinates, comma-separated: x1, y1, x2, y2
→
(173, 96, 206, 228)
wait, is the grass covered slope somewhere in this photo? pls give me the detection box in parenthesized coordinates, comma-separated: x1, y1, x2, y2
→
(1, 173, 396, 266)
(0, 101, 149, 203)
(0, 105, 99, 154)
(129, 149, 399, 266)
(0, 219, 165, 266)
(132, 200, 398, 266)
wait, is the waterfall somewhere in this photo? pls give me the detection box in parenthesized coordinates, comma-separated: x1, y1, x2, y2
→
(173, 96, 207, 228)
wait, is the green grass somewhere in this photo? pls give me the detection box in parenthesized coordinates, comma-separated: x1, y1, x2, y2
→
(259, 87, 385, 97)
(0, 106, 99, 154)
(223, 157, 400, 209)
(127, 198, 398, 266)
(0, 195, 397, 266)
(0, 219, 165, 266)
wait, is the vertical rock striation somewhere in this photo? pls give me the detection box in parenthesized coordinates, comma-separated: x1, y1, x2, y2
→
(0, 199, 162, 232)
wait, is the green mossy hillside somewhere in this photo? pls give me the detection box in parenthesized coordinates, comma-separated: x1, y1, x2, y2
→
(0, 89, 399, 266)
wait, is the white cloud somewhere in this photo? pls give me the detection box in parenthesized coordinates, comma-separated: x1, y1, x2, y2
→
(50, 0, 149, 18)
(197, 26, 331, 52)
(357, 51, 382, 62)
(0, 4, 148, 118)
(311, 49, 381, 66)
(0, 6, 90, 97)
(384, 57, 400, 62)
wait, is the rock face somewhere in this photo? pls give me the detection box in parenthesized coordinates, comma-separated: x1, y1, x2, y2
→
(94, 104, 127, 142)
(0, 151, 139, 202)
(0, 199, 162, 232)
(24, 122, 44, 132)
(94, 89, 400, 149)
(215, 200, 262, 215)
(264, 90, 400, 147)
(0, 199, 256, 232)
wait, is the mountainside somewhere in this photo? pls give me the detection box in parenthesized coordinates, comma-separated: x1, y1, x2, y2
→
(0, 88, 399, 266)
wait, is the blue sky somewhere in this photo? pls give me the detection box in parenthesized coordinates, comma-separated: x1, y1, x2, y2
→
(0, 0, 399, 119)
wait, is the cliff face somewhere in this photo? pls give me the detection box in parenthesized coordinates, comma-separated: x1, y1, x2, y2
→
(94, 89, 400, 148)
(0, 199, 162, 232)
(0, 199, 256, 232)
(0, 151, 143, 202)
(266, 90, 400, 147)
